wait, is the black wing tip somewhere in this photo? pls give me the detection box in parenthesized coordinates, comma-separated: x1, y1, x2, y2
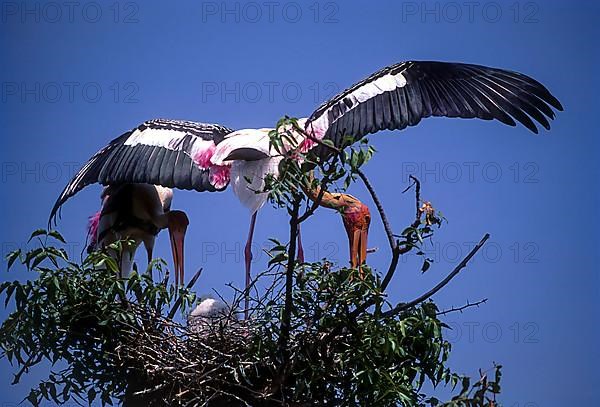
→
(437, 60, 564, 111)
(529, 91, 563, 133)
(533, 84, 563, 113)
(484, 65, 563, 133)
(508, 68, 564, 113)
(552, 98, 564, 112)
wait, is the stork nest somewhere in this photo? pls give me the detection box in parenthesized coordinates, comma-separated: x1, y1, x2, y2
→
(114, 310, 259, 406)
(106, 265, 457, 406)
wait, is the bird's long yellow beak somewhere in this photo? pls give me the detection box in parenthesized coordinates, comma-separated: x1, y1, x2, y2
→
(349, 227, 369, 271)
(169, 228, 185, 286)
(168, 210, 189, 286)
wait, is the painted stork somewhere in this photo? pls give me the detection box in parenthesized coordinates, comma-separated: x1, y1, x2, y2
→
(49, 60, 562, 288)
(304, 188, 371, 270)
(86, 183, 189, 284)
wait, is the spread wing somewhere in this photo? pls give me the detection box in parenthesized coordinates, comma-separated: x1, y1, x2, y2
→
(305, 61, 562, 158)
(49, 119, 234, 225)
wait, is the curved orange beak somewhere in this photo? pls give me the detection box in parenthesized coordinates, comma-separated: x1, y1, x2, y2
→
(341, 202, 371, 275)
(168, 210, 189, 286)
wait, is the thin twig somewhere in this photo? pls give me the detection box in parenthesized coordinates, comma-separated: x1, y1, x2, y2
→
(380, 175, 423, 292)
(401, 175, 421, 220)
(437, 298, 488, 316)
(383, 233, 490, 317)
(298, 173, 328, 223)
(356, 169, 396, 251)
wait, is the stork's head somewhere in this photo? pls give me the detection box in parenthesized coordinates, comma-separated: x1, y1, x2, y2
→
(167, 210, 189, 286)
(339, 196, 371, 271)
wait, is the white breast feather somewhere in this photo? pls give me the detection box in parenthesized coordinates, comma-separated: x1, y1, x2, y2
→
(231, 158, 281, 214)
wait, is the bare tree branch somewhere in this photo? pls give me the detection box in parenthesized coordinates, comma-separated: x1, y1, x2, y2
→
(380, 248, 401, 293)
(380, 175, 423, 292)
(437, 298, 488, 316)
(345, 176, 425, 318)
(383, 233, 490, 317)
(356, 169, 396, 252)
(401, 175, 421, 220)
(278, 195, 301, 376)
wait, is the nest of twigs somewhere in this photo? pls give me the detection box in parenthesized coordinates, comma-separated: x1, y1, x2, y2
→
(115, 310, 261, 406)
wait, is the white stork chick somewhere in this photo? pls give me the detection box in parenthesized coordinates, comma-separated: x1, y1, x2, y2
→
(187, 297, 238, 334)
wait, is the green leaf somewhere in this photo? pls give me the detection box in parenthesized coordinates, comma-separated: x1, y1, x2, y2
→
(88, 388, 96, 402)
(322, 139, 335, 148)
(268, 253, 287, 266)
(24, 248, 44, 268)
(28, 229, 47, 243)
(47, 230, 67, 244)
(31, 253, 47, 269)
(4, 283, 16, 307)
(6, 249, 21, 270)
(26, 389, 39, 406)
(52, 276, 60, 292)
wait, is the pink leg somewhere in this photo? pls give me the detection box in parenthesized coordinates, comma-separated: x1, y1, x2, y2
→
(297, 225, 304, 263)
(244, 211, 258, 319)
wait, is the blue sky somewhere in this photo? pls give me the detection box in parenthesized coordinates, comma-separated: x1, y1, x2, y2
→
(1, 0, 598, 405)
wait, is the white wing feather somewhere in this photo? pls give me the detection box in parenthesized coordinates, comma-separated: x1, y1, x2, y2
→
(211, 128, 271, 165)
